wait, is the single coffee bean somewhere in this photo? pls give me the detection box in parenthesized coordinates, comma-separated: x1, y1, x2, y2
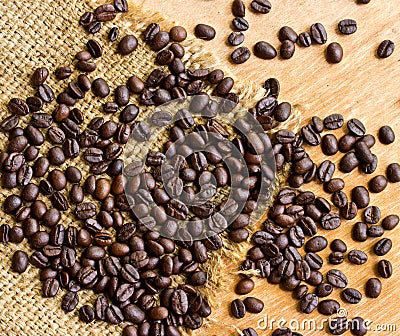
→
(108, 27, 119, 42)
(352, 222, 368, 242)
(377, 40, 395, 58)
(339, 152, 359, 173)
(194, 24, 216, 40)
(254, 41, 277, 59)
(386, 162, 400, 182)
(244, 297, 264, 314)
(298, 32, 312, 47)
(114, 0, 128, 12)
(316, 283, 333, 297)
(321, 134, 339, 155)
(228, 32, 245, 46)
(348, 250, 368, 265)
(279, 26, 298, 43)
(32, 67, 49, 86)
(232, 0, 246, 17)
(310, 23, 327, 44)
(37, 84, 55, 103)
(302, 125, 321, 146)
(331, 191, 348, 208)
(326, 42, 343, 63)
(324, 113, 344, 130)
(251, 0, 272, 14)
(381, 214, 399, 230)
(338, 19, 357, 34)
(326, 269, 348, 288)
(87, 39, 103, 58)
(235, 278, 254, 295)
(329, 252, 344, 265)
(342, 288, 362, 304)
(377, 260, 392, 278)
(368, 175, 387, 193)
(338, 134, 356, 152)
(330, 239, 347, 253)
(95, 4, 116, 22)
(12, 250, 29, 273)
(42, 278, 60, 297)
(170, 26, 187, 42)
(118, 35, 138, 55)
(318, 299, 340, 315)
(305, 236, 328, 252)
(340, 202, 358, 220)
(232, 17, 249, 31)
(231, 46, 251, 64)
(231, 299, 246, 319)
(374, 238, 392, 256)
(92, 78, 110, 98)
(351, 186, 369, 208)
(379, 125, 395, 144)
(61, 291, 79, 312)
(350, 317, 368, 336)
(280, 40, 295, 59)
(300, 293, 318, 314)
(365, 278, 382, 298)
(367, 225, 384, 238)
(363, 206, 381, 224)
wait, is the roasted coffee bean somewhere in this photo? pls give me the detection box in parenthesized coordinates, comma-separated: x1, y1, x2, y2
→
(251, 0, 272, 13)
(119, 35, 138, 55)
(230, 16, 250, 33)
(340, 202, 358, 220)
(254, 41, 277, 59)
(342, 288, 362, 304)
(329, 317, 349, 335)
(232, 0, 246, 17)
(326, 269, 348, 288)
(321, 134, 338, 155)
(369, 175, 388, 193)
(280, 40, 295, 59)
(42, 278, 60, 297)
(170, 26, 187, 42)
(324, 178, 345, 194)
(318, 299, 340, 315)
(108, 27, 119, 42)
(381, 214, 398, 231)
(32, 67, 49, 86)
(350, 317, 368, 336)
(352, 222, 368, 242)
(377, 260, 392, 278)
(348, 249, 368, 265)
(216, 77, 234, 95)
(331, 191, 348, 208)
(367, 225, 384, 238)
(310, 23, 327, 44)
(339, 152, 359, 173)
(300, 293, 318, 314)
(87, 39, 103, 58)
(354, 141, 374, 164)
(243, 297, 264, 314)
(92, 78, 110, 98)
(324, 113, 344, 130)
(228, 31, 245, 46)
(364, 206, 380, 224)
(298, 217, 317, 236)
(78, 74, 91, 91)
(301, 125, 321, 146)
(231, 46, 251, 64)
(386, 162, 400, 182)
(278, 26, 298, 43)
(149, 31, 170, 51)
(365, 278, 382, 298)
(304, 253, 323, 270)
(374, 238, 392, 256)
(11, 250, 29, 274)
(351, 186, 369, 208)
(235, 278, 254, 295)
(61, 291, 79, 312)
(79, 305, 95, 323)
(326, 42, 343, 63)
(95, 4, 116, 22)
(26, 96, 43, 112)
(106, 305, 124, 324)
(231, 299, 246, 319)
(298, 32, 312, 47)
(321, 213, 341, 230)
(305, 236, 328, 252)
(360, 153, 378, 174)
(339, 134, 356, 152)
(37, 84, 54, 103)
(346, 119, 365, 137)
(377, 40, 395, 58)
(338, 19, 357, 35)
(316, 283, 333, 297)
(114, 0, 128, 12)
(75, 51, 92, 61)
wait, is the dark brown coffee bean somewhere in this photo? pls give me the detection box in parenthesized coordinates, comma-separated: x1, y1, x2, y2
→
(310, 23, 327, 44)
(338, 134, 356, 152)
(232, 17, 249, 31)
(339, 152, 359, 173)
(326, 269, 348, 288)
(305, 236, 328, 252)
(324, 113, 344, 130)
(42, 278, 60, 297)
(363, 206, 381, 224)
(95, 4, 116, 22)
(114, 0, 128, 12)
(365, 278, 382, 298)
(377, 260, 392, 278)
(280, 40, 295, 59)
(351, 317, 367, 336)
(351, 186, 370, 208)
(149, 31, 170, 51)
(170, 26, 187, 42)
(326, 42, 343, 63)
(231, 299, 246, 319)
(316, 283, 333, 297)
(231, 46, 251, 64)
(11, 250, 29, 273)
(374, 238, 392, 256)
(341, 288, 362, 304)
(298, 32, 312, 47)
(377, 40, 395, 58)
(318, 299, 340, 315)
(340, 202, 358, 220)
(300, 293, 318, 314)
(235, 278, 254, 295)
(338, 19, 357, 35)
(348, 249, 368, 265)
(254, 41, 277, 59)
(92, 78, 110, 98)
(243, 297, 264, 314)
(352, 222, 368, 242)
(251, 0, 272, 13)
(119, 35, 138, 55)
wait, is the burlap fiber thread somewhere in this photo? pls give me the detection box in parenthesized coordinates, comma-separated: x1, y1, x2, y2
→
(0, 0, 302, 335)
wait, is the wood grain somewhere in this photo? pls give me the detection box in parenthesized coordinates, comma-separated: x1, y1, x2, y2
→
(140, 1, 400, 335)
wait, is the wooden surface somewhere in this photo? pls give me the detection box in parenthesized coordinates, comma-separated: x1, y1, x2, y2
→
(139, 1, 400, 335)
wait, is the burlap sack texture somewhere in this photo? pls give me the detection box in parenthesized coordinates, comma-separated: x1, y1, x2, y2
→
(0, 0, 302, 335)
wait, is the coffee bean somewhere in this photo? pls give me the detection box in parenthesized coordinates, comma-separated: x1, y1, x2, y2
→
(329, 317, 349, 335)
(352, 222, 368, 242)
(114, 0, 128, 12)
(342, 288, 362, 304)
(244, 297, 264, 314)
(231, 299, 246, 318)
(106, 305, 124, 324)
(381, 214, 398, 231)
(170, 26, 187, 42)
(87, 39, 103, 58)
(338, 19, 357, 34)
(78, 74, 91, 91)
(360, 154, 378, 174)
(92, 78, 110, 98)
(9, 98, 29, 116)
(324, 113, 344, 130)
(232, 0, 246, 17)
(12, 250, 28, 273)
(310, 23, 327, 44)
(108, 27, 119, 42)
(298, 32, 312, 47)
(339, 152, 359, 173)
(235, 278, 254, 295)
(231, 46, 251, 64)
(87, 21, 102, 34)
(62, 291, 79, 312)
(251, 0, 272, 14)
(327, 269, 348, 288)
(42, 278, 60, 297)
(329, 252, 344, 265)
(254, 41, 277, 59)
(321, 134, 338, 155)
(379, 125, 395, 144)
(280, 40, 295, 59)
(305, 236, 328, 252)
(232, 17, 249, 31)
(377, 40, 395, 58)
(377, 260, 392, 278)
(348, 249, 368, 265)
(37, 84, 55, 103)
(340, 202, 358, 220)
(79, 305, 95, 323)
(32, 67, 49, 86)
(351, 186, 369, 209)
(95, 4, 116, 22)
(331, 191, 347, 208)
(316, 283, 333, 297)
(350, 317, 368, 336)
(338, 134, 356, 152)
(374, 238, 392, 256)
(326, 42, 343, 63)
(305, 252, 323, 270)
(318, 299, 340, 315)
(300, 293, 318, 314)
(118, 35, 138, 55)
(194, 24, 216, 40)
(365, 278, 382, 298)
(363, 206, 381, 224)
(228, 32, 245, 46)
(368, 175, 387, 193)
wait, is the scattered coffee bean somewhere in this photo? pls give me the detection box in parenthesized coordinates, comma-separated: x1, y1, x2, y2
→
(374, 238, 392, 256)
(310, 23, 327, 44)
(365, 278, 382, 298)
(254, 41, 277, 59)
(194, 24, 216, 40)
(338, 19, 357, 35)
(378, 125, 395, 144)
(326, 42, 343, 63)
(377, 260, 392, 278)
(377, 40, 395, 58)
(231, 299, 246, 318)
(251, 0, 272, 14)
(231, 46, 251, 64)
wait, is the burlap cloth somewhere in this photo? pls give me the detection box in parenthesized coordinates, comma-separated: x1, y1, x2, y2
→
(0, 0, 301, 335)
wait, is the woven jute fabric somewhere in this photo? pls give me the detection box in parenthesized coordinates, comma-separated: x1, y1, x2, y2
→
(0, 0, 302, 335)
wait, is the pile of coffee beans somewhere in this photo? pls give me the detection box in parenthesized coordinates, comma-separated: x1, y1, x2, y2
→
(193, 0, 395, 64)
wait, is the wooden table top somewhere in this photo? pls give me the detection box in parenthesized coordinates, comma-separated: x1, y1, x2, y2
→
(140, 1, 400, 335)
